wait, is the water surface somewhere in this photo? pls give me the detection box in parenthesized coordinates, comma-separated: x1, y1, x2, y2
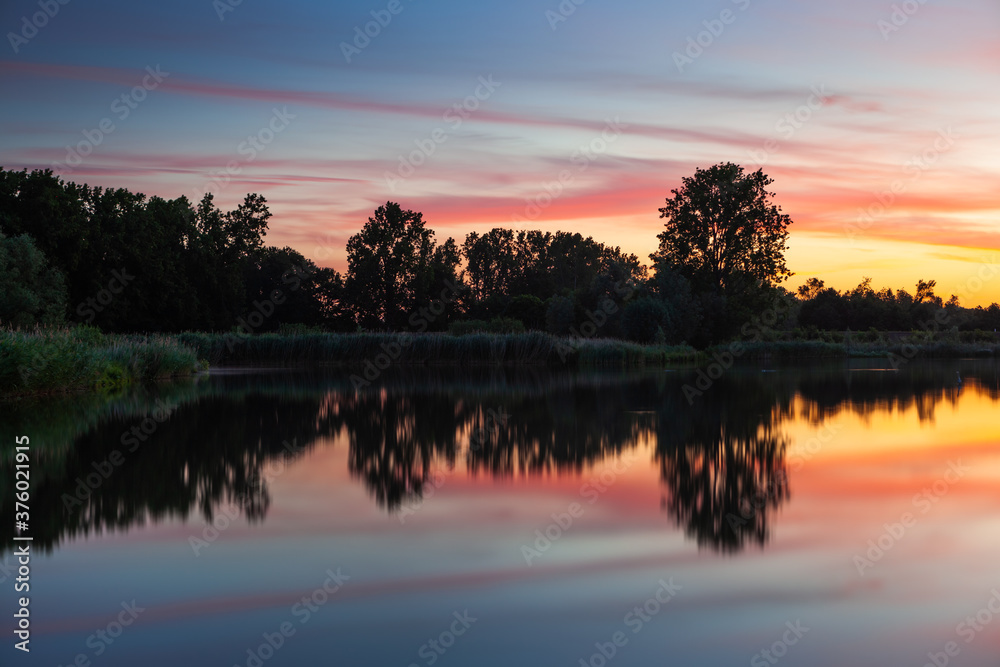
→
(2, 361, 999, 666)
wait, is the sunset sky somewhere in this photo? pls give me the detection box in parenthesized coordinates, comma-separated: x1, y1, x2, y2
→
(2, 0, 998, 304)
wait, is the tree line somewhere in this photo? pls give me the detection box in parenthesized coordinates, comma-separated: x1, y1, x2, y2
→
(1, 164, 997, 345)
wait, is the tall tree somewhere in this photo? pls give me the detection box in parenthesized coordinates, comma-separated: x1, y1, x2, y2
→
(345, 202, 439, 330)
(653, 163, 793, 293)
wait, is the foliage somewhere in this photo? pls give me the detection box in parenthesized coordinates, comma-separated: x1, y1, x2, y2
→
(2, 166, 996, 350)
(0, 231, 67, 328)
(0, 327, 198, 396)
(345, 202, 454, 330)
(621, 297, 672, 343)
(653, 162, 792, 293)
(797, 276, 1000, 333)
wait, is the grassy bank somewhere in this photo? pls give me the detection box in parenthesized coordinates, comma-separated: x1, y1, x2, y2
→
(711, 337, 1000, 361)
(4, 328, 995, 398)
(175, 331, 702, 368)
(0, 327, 200, 396)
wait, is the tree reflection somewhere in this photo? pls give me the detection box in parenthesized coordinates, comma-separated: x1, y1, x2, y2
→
(653, 373, 792, 553)
(2, 361, 997, 556)
(659, 426, 789, 553)
(0, 385, 321, 554)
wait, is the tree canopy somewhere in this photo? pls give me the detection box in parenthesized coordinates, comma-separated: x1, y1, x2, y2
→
(653, 162, 792, 293)
(2, 165, 997, 345)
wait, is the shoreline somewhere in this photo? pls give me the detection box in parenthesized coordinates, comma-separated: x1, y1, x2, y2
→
(2, 329, 997, 398)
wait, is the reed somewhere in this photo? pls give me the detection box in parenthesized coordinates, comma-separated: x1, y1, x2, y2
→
(0, 327, 199, 396)
(175, 331, 701, 368)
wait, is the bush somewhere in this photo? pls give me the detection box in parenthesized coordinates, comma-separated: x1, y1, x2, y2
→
(621, 298, 671, 343)
(546, 295, 575, 335)
(505, 294, 546, 330)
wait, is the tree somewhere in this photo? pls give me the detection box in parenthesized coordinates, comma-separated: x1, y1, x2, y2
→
(505, 294, 546, 330)
(653, 163, 792, 294)
(621, 297, 671, 343)
(243, 246, 323, 330)
(0, 232, 67, 328)
(797, 278, 825, 300)
(345, 202, 451, 330)
(190, 193, 271, 330)
(462, 228, 517, 304)
(545, 295, 575, 335)
(649, 259, 701, 343)
(915, 279, 939, 304)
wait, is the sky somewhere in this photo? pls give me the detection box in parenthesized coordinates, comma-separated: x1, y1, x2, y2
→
(1, 0, 999, 304)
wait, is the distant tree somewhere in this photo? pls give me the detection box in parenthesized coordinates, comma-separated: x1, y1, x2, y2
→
(797, 277, 825, 300)
(0, 232, 67, 328)
(196, 192, 271, 263)
(189, 193, 272, 330)
(462, 228, 518, 304)
(915, 279, 940, 305)
(653, 163, 792, 294)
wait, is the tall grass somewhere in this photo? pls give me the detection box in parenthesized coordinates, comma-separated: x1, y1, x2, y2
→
(176, 331, 702, 368)
(0, 327, 199, 396)
(714, 338, 999, 361)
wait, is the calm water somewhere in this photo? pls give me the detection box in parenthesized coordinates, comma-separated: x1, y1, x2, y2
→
(2, 361, 1000, 666)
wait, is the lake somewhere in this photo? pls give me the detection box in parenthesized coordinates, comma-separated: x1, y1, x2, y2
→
(2, 360, 999, 666)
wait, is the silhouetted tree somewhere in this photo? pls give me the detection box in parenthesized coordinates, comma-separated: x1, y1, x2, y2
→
(345, 202, 457, 329)
(653, 163, 792, 294)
